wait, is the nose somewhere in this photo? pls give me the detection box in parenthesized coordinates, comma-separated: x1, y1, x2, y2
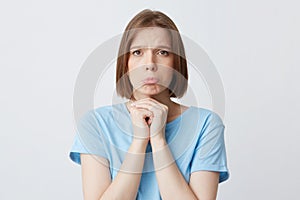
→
(145, 65, 157, 71)
(144, 50, 157, 71)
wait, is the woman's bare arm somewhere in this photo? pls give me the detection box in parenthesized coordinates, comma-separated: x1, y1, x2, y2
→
(81, 154, 111, 200)
(151, 137, 219, 200)
(81, 139, 148, 200)
(151, 138, 199, 200)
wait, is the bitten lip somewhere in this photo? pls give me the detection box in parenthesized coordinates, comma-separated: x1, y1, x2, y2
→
(143, 77, 159, 84)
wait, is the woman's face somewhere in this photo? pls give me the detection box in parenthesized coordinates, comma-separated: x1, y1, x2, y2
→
(127, 27, 174, 99)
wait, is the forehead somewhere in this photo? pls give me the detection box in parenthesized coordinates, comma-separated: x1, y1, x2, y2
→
(130, 27, 171, 49)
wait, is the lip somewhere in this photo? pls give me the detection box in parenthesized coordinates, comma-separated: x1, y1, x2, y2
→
(143, 77, 159, 84)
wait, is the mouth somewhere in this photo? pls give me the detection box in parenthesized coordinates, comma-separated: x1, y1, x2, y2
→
(143, 77, 159, 84)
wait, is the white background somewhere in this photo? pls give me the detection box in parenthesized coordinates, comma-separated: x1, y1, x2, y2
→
(1, 0, 299, 199)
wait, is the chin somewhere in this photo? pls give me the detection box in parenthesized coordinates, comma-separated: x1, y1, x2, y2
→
(134, 86, 169, 99)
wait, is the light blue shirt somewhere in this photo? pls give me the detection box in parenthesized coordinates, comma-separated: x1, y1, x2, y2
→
(69, 103, 229, 199)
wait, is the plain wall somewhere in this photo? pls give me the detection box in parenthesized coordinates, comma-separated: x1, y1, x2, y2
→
(0, 0, 299, 199)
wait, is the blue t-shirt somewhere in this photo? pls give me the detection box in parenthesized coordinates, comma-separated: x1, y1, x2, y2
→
(69, 103, 229, 199)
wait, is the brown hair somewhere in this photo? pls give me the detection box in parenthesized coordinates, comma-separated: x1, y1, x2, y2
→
(116, 9, 188, 99)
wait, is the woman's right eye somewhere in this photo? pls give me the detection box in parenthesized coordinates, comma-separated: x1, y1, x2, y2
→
(132, 50, 141, 56)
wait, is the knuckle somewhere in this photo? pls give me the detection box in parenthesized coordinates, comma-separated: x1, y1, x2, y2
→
(157, 110, 163, 115)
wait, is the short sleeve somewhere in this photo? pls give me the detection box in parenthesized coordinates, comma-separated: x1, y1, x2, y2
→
(190, 112, 230, 183)
(69, 110, 108, 165)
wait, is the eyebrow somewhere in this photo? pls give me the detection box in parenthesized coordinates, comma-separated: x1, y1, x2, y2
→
(129, 45, 172, 50)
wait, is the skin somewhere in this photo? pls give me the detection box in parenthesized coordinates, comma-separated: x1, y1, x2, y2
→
(80, 27, 220, 200)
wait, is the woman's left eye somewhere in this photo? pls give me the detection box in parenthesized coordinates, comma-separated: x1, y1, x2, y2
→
(158, 50, 169, 56)
(132, 50, 141, 56)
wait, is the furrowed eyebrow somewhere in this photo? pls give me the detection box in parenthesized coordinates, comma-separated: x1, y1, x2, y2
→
(129, 45, 172, 51)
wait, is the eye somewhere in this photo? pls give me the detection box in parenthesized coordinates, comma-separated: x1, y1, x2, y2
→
(158, 50, 169, 56)
(132, 50, 142, 56)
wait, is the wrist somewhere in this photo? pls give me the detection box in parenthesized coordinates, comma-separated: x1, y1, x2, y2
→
(150, 136, 167, 152)
(130, 138, 149, 152)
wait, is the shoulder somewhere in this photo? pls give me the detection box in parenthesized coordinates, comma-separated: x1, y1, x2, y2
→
(76, 104, 123, 129)
(84, 103, 124, 119)
(188, 106, 224, 126)
(80, 103, 130, 129)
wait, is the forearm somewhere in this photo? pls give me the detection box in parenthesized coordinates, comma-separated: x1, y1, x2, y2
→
(151, 139, 198, 200)
(100, 139, 147, 200)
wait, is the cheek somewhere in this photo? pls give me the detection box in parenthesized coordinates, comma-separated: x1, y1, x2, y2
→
(127, 65, 144, 88)
(159, 68, 174, 87)
(127, 58, 134, 72)
(127, 57, 145, 78)
(127, 57, 138, 85)
(128, 71, 137, 86)
(127, 56, 140, 72)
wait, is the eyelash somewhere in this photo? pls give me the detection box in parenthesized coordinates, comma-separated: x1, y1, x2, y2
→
(131, 49, 169, 56)
(158, 50, 169, 56)
(132, 50, 141, 56)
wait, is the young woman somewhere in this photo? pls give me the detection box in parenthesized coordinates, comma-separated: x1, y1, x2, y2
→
(70, 9, 229, 200)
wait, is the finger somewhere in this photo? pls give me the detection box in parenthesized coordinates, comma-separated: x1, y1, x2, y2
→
(131, 100, 161, 109)
(141, 109, 153, 119)
(127, 100, 138, 112)
(131, 107, 153, 119)
(129, 101, 151, 113)
(148, 115, 153, 125)
(139, 98, 166, 107)
(132, 98, 158, 106)
(136, 108, 153, 125)
(133, 98, 168, 110)
(135, 104, 163, 115)
(130, 108, 153, 127)
(136, 103, 166, 114)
